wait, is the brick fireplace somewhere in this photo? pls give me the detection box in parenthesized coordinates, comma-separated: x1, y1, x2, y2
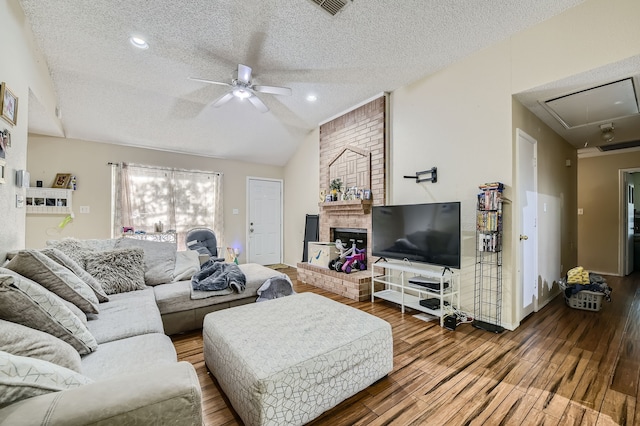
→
(297, 96, 387, 301)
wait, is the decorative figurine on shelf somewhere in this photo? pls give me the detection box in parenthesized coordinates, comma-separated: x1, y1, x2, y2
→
(329, 178, 343, 201)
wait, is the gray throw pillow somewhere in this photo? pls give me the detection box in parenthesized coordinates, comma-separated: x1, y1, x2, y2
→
(115, 238, 176, 286)
(0, 350, 93, 407)
(41, 247, 109, 303)
(0, 319, 82, 372)
(0, 273, 98, 355)
(85, 248, 146, 295)
(5, 250, 99, 314)
(45, 238, 92, 268)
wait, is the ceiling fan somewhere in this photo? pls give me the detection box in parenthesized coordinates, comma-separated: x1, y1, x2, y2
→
(189, 64, 291, 113)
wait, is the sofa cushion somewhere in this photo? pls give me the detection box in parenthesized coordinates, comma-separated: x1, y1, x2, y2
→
(41, 248, 109, 303)
(85, 248, 146, 295)
(86, 288, 164, 344)
(0, 350, 93, 407)
(0, 319, 82, 373)
(5, 250, 99, 314)
(115, 238, 176, 286)
(81, 333, 177, 381)
(154, 263, 283, 315)
(0, 273, 97, 355)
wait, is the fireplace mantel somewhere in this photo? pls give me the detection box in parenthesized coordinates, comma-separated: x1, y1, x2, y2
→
(319, 199, 372, 215)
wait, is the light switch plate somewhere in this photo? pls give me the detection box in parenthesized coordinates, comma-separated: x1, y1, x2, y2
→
(79, 206, 90, 214)
(16, 194, 24, 208)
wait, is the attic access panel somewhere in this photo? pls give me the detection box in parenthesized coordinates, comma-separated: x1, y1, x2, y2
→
(543, 78, 639, 128)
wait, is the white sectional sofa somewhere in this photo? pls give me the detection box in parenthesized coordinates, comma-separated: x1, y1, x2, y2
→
(0, 237, 285, 425)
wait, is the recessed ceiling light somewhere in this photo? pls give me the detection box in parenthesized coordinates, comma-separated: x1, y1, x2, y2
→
(129, 36, 149, 49)
(306, 94, 318, 102)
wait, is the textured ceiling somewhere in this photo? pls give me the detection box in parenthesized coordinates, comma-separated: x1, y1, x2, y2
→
(20, 0, 584, 166)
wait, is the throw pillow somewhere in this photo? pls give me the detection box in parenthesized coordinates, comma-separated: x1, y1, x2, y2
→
(5, 249, 99, 314)
(0, 319, 82, 372)
(41, 247, 109, 303)
(84, 248, 146, 295)
(0, 350, 93, 407)
(0, 273, 98, 355)
(0, 268, 87, 325)
(115, 238, 176, 286)
(45, 237, 92, 268)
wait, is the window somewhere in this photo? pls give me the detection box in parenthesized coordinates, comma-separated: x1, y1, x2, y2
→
(111, 163, 223, 250)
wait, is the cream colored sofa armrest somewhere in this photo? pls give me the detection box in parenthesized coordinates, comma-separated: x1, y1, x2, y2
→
(0, 362, 202, 426)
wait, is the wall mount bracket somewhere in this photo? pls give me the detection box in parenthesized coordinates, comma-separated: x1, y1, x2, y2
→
(404, 167, 437, 183)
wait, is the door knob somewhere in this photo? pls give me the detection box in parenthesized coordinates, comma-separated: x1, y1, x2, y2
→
(519, 235, 528, 241)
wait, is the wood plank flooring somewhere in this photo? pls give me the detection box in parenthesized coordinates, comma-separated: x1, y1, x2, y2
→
(172, 268, 639, 425)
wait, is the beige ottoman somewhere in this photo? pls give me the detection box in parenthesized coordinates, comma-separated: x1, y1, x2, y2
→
(203, 292, 393, 426)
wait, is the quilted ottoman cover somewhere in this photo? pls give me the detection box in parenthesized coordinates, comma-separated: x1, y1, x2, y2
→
(203, 292, 393, 426)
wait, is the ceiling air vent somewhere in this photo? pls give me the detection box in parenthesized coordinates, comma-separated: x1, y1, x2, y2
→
(310, 0, 353, 16)
(598, 139, 640, 152)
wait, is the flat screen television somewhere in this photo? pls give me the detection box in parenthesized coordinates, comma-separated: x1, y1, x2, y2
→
(372, 202, 461, 269)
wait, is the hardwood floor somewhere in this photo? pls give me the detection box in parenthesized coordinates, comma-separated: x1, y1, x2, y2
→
(172, 268, 640, 425)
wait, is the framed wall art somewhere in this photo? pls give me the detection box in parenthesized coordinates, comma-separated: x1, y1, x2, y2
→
(52, 173, 72, 189)
(0, 82, 18, 126)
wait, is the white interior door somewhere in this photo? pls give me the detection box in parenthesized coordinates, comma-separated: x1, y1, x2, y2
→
(516, 129, 538, 320)
(625, 176, 634, 275)
(247, 178, 282, 265)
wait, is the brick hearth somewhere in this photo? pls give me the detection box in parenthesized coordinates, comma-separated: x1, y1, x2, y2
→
(297, 262, 382, 302)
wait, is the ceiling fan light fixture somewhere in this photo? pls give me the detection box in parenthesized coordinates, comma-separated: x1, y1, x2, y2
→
(600, 123, 615, 142)
(129, 36, 149, 49)
(233, 87, 252, 99)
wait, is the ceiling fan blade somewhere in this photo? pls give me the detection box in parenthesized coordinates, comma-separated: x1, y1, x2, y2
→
(247, 94, 269, 113)
(253, 85, 292, 96)
(188, 77, 231, 87)
(237, 64, 252, 84)
(211, 92, 235, 108)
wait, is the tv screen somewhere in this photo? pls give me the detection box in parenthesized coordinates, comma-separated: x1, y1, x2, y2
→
(372, 202, 461, 269)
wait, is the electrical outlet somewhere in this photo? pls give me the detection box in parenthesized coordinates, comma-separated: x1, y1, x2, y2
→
(577, 208, 583, 215)
(233, 208, 239, 215)
(79, 206, 90, 214)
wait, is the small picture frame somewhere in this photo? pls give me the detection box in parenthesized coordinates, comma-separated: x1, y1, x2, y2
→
(363, 189, 372, 200)
(0, 158, 5, 184)
(52, 173, 72, 189)
(0, 82, 18, 126)
(0, 130, 9, 159)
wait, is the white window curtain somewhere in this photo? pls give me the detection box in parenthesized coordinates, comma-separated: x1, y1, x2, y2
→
(111, 163, 224, 250)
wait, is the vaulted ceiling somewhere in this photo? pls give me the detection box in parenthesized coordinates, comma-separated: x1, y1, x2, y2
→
(20, 0, 585, 166)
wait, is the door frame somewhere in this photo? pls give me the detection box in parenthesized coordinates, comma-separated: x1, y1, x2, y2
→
(246, 177, 284, 264)
(515, 128, 539, 323)
(619, 168, 640, 276)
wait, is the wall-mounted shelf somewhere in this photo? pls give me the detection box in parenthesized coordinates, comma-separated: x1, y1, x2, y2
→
(25, 188, 73, 215)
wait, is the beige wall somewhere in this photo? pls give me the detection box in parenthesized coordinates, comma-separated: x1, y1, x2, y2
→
(0, 0, 61, 259)
(512, 99, 578, 308)
(578, 151, 640, 274)
(391, 41, 514, 325)
(26, 136, 284, 262)
(283, 128, 319, 266)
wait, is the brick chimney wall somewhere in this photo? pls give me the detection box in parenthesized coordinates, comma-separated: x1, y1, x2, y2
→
(319, 96, 387, 252)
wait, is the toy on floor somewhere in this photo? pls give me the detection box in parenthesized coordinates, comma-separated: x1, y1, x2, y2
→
(328, 239, 367, 273)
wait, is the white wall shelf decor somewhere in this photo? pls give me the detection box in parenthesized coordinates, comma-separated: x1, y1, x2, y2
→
(25, 188, 73, 215)
(371, 261, 458, 327)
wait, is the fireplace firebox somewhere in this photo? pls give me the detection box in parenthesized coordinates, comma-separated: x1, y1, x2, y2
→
(331, 228, 367, 251)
